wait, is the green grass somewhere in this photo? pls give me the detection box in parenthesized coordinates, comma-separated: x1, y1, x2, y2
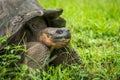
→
(39, 0, 120, 79)
(1, 0, 120, 80)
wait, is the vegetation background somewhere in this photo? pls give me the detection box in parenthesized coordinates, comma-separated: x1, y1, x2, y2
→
(0, 0, 120, 80)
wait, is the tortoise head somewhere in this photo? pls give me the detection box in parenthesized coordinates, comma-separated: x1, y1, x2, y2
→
(39, 28, 71, 48)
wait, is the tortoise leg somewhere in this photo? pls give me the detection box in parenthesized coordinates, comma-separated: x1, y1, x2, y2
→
(24, 42, 50, 69)
(50, 46, 80, 66)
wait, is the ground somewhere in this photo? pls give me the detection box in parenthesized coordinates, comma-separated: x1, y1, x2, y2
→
(0, 0, 120, 80)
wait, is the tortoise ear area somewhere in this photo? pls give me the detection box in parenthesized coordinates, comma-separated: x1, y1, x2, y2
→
(39, 33, 55, 47)
(43, 9, 63, 19)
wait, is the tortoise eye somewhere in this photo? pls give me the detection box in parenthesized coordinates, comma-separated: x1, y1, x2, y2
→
(56, 30, 63, 34)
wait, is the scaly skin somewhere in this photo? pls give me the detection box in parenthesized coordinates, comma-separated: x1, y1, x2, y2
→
(25, 17, 80, 68)
(0, 0, 80, 69)
(25, 42, 49, 69)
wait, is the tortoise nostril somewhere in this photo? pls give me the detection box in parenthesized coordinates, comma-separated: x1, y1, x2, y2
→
(56, 30, 63, 34)
(64, 32, 71, 39)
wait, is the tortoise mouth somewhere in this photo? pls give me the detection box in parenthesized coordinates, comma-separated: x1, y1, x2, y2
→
(48, 36, 71, 48)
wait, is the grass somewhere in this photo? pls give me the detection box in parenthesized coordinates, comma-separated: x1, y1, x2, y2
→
(1, 0, 120, 80)
(39, 0, 120, 79)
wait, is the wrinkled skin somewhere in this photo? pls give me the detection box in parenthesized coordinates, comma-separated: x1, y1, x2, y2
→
(26, 42, 49, 69)
(50, 47, 80, 66)
(24, 17, 80, 68)
(0, 0, 80, 69)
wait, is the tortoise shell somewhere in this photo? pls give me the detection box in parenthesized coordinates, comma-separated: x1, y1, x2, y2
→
(0, 0, 66, 49)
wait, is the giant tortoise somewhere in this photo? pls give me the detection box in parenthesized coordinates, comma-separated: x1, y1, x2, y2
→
(0, 0, 80, 68)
